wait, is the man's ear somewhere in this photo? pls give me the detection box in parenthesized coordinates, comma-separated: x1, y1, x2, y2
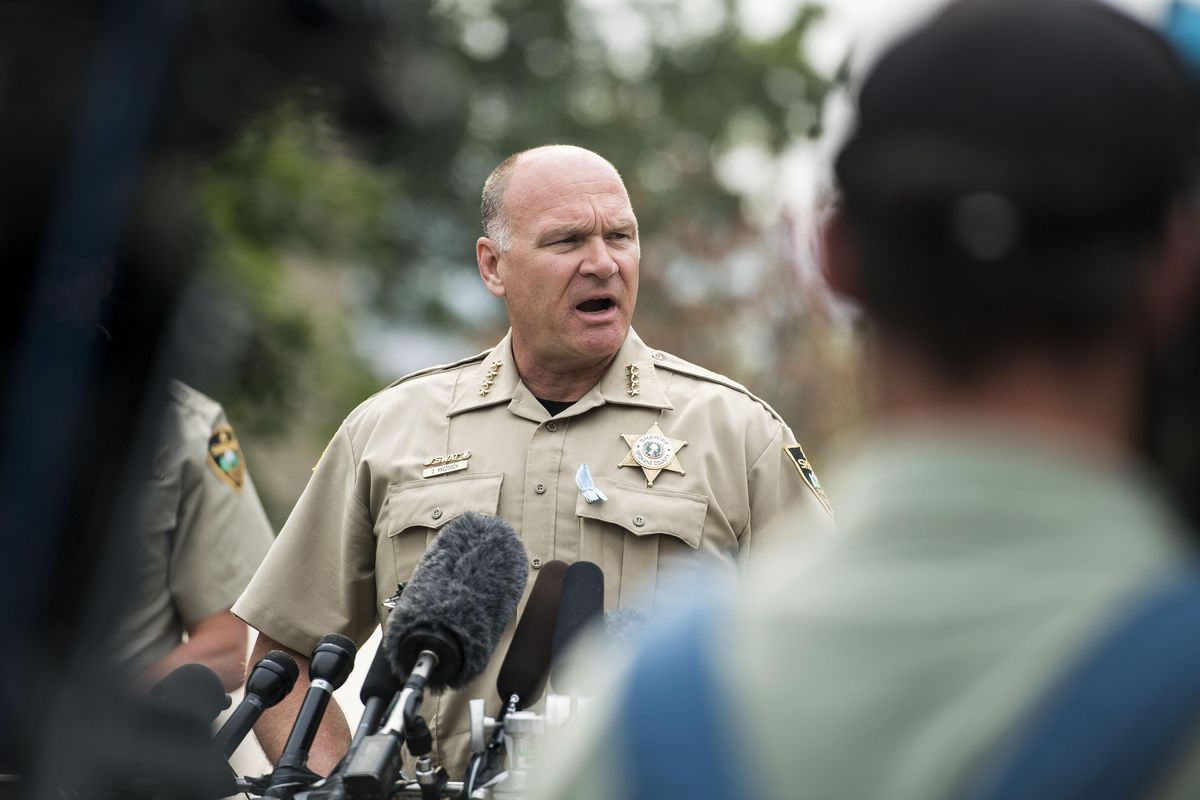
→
(820, 207, 861, 302)
(477, 237, 506, 298)
(1145, 201, 1200, 346)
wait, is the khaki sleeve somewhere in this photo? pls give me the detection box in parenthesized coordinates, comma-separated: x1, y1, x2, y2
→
(169, 408, 275, 627)
(739, 423, 835, 561)
(232, 423, 378, 654)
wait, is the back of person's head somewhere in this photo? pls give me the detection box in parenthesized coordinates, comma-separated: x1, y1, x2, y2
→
(832, 0, 1200, 379)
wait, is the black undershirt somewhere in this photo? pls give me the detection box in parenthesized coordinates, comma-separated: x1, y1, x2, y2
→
(537, 397, 575, 416)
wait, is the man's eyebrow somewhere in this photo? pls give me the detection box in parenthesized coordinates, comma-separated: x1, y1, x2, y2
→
(538, 216, 638, 242)
(538, 224, 586, 243)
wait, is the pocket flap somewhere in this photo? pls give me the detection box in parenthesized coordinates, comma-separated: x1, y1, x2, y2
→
(387, 472, 504, 535)
(575, 477, 708, 549)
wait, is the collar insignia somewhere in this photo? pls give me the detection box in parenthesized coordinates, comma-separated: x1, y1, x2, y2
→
(784, 443, 833, 517)
(478, 360, 503, 397)
(619, 422, 686, 487)
(626, 363, 641, 397)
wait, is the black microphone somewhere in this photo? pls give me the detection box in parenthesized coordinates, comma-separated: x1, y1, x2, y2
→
(319, 646, 402, 800)
(213, 650, 299, 758)
(266, 634, 357, 795)
(149, 662, 231, 724)
(550, 560, 604, 694)
(343, 512, 528, 799)
(356, 645, 402, 740)
(497, 559, 567, 711)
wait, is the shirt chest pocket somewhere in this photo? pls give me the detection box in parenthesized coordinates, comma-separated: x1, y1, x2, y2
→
(384, 472, 505, 586)
(575, 477, 708, 612)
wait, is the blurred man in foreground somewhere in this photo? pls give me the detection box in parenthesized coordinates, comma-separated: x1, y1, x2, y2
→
(234, 145, 832, 777)
(537, 1, 1200, 797)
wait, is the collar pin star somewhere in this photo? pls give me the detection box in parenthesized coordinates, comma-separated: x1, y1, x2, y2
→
(478, 360, 503, 396)
(619, 421, 686, 487)
(626, 363, 641, 397)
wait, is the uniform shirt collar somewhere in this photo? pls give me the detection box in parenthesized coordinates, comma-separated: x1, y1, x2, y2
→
(447, 328, 673, 421)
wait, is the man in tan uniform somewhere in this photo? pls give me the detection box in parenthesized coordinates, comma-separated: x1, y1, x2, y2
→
(114, 379, 275, 691)
(234, 145, 831, 777)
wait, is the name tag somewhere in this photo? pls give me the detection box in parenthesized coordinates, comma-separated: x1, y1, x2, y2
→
(422, 461, 469, 479)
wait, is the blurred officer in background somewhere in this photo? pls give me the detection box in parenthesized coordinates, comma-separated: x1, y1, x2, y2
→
(33, 250, 276, 694)
(233, 144, 833, 778)
(114, 379, 275, 692)
(536, 1, 1200, 798)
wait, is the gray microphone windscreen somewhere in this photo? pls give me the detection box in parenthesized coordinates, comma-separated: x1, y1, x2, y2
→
(383, 512, 528, 691)
(604, 607, 649, 646)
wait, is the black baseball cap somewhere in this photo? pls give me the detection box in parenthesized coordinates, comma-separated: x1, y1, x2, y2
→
(836, 0, 1200, 239)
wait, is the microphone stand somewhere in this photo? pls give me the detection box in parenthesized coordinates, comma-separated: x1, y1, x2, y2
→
(341, 650, 439, 799)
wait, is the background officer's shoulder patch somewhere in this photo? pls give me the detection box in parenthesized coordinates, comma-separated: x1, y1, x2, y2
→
(208, 423, 245, 492)
(784, 443, 833, 517)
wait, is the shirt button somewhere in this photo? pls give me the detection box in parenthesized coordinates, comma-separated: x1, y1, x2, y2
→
(534, 483, 546, 494)
(545, 422, 558, 432)
(633, 515, 645, 527)
(431, 508, 443, 520)
(531, 558, 543, 569)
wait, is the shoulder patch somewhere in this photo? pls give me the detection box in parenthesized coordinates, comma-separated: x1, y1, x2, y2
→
(208, 424, 245, 492)
(784, 443, 833, 518)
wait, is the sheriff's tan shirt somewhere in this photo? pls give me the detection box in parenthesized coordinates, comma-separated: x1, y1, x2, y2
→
(234, 329, 829, 774)
(115, 380, 275, 675)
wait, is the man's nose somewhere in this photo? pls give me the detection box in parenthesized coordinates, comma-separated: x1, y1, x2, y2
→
(578, 236, 618, 279)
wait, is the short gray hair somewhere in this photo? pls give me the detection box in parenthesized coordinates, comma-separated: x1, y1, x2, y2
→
(481, 151, 524, 252)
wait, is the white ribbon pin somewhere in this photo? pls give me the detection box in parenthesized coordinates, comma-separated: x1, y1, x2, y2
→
(575, 463, 608, 504)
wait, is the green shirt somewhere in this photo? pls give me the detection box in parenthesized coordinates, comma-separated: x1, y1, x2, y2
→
(538, 423, 1191, 799)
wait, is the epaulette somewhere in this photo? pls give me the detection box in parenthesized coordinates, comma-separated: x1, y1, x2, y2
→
(166, 379, 222, 423)
(651, 351, 789, 428)
(376, 349, 491, 393)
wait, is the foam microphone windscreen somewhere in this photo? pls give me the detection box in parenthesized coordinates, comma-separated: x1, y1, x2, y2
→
(497, 559, 567, 709)
(604, 608, 650, 646)
(150, 662, 230, 723)
(383, 512, 528, 691)
(550, 561, 605, 690)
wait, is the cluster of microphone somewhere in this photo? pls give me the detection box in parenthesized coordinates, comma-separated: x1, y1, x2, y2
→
(145, 511, 624, 799)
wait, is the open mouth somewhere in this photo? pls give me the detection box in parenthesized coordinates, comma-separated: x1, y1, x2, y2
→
(575, 297, 615, 313)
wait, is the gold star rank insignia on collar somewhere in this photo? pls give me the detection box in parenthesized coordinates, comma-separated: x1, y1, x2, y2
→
(619, 422, 686, 487)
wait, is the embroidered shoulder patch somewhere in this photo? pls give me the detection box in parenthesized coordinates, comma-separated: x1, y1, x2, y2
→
(784, 443, 833, 518)
(208, 424, 245, 492)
